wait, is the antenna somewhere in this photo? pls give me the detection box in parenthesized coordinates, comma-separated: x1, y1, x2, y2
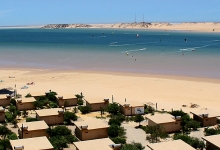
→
(143, 14, 144, 23)
(135, 13, 136, 23)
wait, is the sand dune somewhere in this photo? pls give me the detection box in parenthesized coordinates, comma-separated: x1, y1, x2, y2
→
(42, 22, 220, 32)
(1, 69, 220, 114)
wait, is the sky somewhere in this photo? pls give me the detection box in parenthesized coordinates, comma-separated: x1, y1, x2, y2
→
(0, 0, 220, 26)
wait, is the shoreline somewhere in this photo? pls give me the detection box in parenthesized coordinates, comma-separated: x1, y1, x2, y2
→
(1, 22, 220, 33)
(1, 67, 220, 84)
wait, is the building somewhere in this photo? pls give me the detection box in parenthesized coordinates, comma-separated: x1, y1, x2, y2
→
(36, 108, 64, 125)
(146, 113, 181, 133)
(190, 109, 220, 127)
(85, 97, 109, 111)
(147, 140, 195, 150)
(202, 134, 220, 150)
(0, 94, 11, 106)
(17, 121, 49, 139)
(56, 94, 77, 107)
(74, 117, 109, 141)
(0, 106, 5, 122)
(10, 136, 54, 150)
(119, 101, 144, 116)
(29, 91, 45, 99)
(16, 97, 36, 110)
(73, 138, 120, 150)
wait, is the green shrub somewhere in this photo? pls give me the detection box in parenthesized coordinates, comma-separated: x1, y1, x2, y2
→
(144, 104, 155, 114)
(173, 133, 205, 149)
(77, 99, 84, 105)
(7, 132, 18, 140)
(26, 117, 38, 122)
(110, 137, 126, 144)
(185, 120, 200, 130)
(204, 125, 220, 136)
(64, 111, 77, 124)
(134, 114, 144, 126)
(108, 124, 120, 137)
(49, 102, 58, 108)
(47, 93, 57, 102)
(78, 106, 91, 114)
(10, 98, 16, 106)
(47, 126, 72, 137)
(0, 139, 10, 150)
(64, 135, 78, 143)
(25, 93, 32, 98)
(107, 103, 120, 115)
(108, 118, 121, 126)
(49, 136, 68, 150)
(5, 112, 15, 122)
(121, 144, 139, 150)
(131, 141, 145, 150)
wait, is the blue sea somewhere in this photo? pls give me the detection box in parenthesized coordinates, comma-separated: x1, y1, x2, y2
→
(0, 28, 220, 79)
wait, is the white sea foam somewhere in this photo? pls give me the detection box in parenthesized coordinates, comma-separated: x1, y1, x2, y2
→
(123, 48, 147, 53)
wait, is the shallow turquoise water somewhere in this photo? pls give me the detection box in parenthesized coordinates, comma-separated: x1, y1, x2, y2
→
(0, 28, 220, 78)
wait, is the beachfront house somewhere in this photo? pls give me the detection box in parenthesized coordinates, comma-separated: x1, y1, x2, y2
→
(85, 97, 109, 111)
(119, 101, 144, 116)
(0, 106, 5, 122)
(73, 138, 120, 150)
(146, 113, 181, 133)
(29, 91, 45, 99)
(36, 108, 64, 125)
(190, 109, 220, 127)
(17, 121, 49, 139)
(16, 97, 36, 110)
(147, 139, 195, 150)
(202, 134, 220, 150)
(56, 94, 77, 107)
(0, 94, 11, 106)
(74, 118, 109, 141)
(10, 136, 54, 150)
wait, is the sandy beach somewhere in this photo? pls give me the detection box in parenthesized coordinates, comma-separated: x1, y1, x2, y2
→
(1, 68, 220, 114)
(42, 22, 220, 33)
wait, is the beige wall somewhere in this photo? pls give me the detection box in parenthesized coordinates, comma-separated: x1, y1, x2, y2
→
(148, 119, 181, 133)
(120, 106, 144, 116)
(37, 114, 63, 125)
(18, 129, 48, 139)
(0, 97, 10, 106)
(193, 115, 217, 127)
(16, 102, 35, 110)
(58, 98, 77, 107)
(0, 112, 5, 122)
(86, 101, 109, 111)
(75, 126, 108, 141)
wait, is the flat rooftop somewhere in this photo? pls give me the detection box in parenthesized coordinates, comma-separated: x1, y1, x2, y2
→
(147, 113, 176, 124)
(36, 108, 63, 117)
(0, 94, 8, 99)
(190, 109, 220, 118)
(73, 138, 114, 150)
(74, 117, 109, 130)
(85, 97, 109, 104)
(118, 100, 144, 107)
(147, 140, 195, 150)
(56, 94, 76, 99)
(16, 97, 36, 103)
(17, 120, 48, 131)
(10, 136, 53, 150)
(29, 91, 46, 96)
(202, 134, 220, 148)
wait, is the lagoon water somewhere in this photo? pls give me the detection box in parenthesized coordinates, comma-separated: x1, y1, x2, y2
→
(0, 28, 220, 79)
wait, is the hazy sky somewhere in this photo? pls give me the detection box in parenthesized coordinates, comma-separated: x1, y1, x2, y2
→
(1, 0, 220, 26)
